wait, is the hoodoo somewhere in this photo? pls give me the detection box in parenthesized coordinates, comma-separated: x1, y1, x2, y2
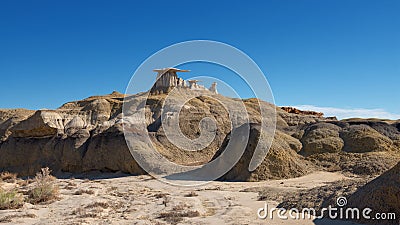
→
(150, 67, 217, 94)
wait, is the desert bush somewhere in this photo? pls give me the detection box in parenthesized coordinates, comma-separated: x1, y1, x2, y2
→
(85, 201, 109, 209)
(172, 202, 190, 211)
(71, 207, 99, 218)
(153, 192, 168, 199)
(0, 213, 36, 223)
(158, 210, 200, 224)
(0, 172, 17, 183)
(74, 189, 95, 195)
(28, 168, 59, 204)
(0, 188, 24, 210)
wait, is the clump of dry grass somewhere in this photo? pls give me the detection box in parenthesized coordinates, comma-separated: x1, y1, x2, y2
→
(153, 192, 168, 199)
(184, 191, 198, 197)
(71, 202, 109, 219)
(158, 210, 200, 224)
(0, 213, 36, 223)
(71, 207, 99, 218)
(27, 167, 59, 204)
(16, 178, 34, 187)
(64, 181, 77, 190)
(172, 202, 190, 211)
(0, 188, 24, 210)
(74, 189, 95, 195)
(0, 172, 17, 183)
(85, 201, 109, 209)
(162, 195, 170, 207)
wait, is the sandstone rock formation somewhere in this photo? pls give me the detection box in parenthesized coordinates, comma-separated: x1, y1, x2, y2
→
(347, 162, 400, 225)
(215, 124, 310, 181)
(341, 125, 395, 153)
(281, 106, 324, 117)
(300, 122, 344, 156)
(0, 90, 399, 182)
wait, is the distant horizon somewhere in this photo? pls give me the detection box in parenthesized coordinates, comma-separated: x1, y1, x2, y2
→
(0, 0, 399, 119)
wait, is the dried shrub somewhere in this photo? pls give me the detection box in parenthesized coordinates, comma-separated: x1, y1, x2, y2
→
(64, 181, 77, 190)
(0, 188, 24, 210)
(172, 203, 190, 211)
(184, 191, 198, 197)
(74, 189, 95, 195)
(71, 207, 99, 218)
(158, 210, 200, 224)
(0, 172, 17, 183)
(28, 168, 59, 204)
(85, 202, 109, 209)
(162, 195, 170, 207)
(0, 213, 36, 223)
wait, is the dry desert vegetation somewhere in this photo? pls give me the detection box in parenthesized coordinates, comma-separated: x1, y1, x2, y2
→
(0, 169, 370, 225)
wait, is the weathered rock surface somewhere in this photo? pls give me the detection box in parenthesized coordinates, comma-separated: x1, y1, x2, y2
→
(0, 90, 399, 181)
(281, 106, 324, 117)
(216, 124, 311, 181)
(347, 162, 400, 225)
(341, 125, 395, 153)
(300, 122, 344, 156)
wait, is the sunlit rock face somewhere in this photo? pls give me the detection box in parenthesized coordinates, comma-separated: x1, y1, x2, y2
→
(0, 89, 399, 181)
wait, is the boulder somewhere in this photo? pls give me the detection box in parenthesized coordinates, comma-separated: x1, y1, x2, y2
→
(216, 124, 310, 181)
(300, 122, 344, 156)
(347, 162, 400, 225)
(0, 109, 35, 141)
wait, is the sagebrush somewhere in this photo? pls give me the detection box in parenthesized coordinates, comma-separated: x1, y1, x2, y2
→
(28, 167, 59, 204)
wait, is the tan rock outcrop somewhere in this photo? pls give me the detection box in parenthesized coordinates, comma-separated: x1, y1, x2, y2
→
(341, 125, 395, 153)
(281, 106, 324, 117)
(347, 162, 400, 225)
(300, 122, 344, 156)
(215, 124, 310, 181)
(0, 90, 399, 181)
(11, 111, 64, 138)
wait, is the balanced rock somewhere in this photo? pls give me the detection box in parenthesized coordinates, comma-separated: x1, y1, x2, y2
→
(341, 125, 395, 153)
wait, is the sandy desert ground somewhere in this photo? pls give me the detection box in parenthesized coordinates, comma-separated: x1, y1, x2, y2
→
(0, 171, 366, 225)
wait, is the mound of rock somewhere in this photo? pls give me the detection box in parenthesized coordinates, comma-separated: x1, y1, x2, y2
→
(341, 125, 395, 153)
(0, 90, 399, 181)
(347, 162, 400, 225)
(300, 122, 344, 156)
(215, 123, 311, 181)
(308, 152, 400, 176)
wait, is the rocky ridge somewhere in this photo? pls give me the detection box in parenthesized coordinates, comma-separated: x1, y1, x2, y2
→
(0, 90, 399, 182)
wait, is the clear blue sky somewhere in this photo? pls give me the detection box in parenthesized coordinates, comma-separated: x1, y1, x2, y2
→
(0, 0, 399, 118)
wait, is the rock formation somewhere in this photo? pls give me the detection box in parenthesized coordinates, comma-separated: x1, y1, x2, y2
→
(150, 68, 217, 94)
(0, 89, 399, 181)
(281, 106, 324, 117)
(209, 82, 218, 94)
(347, 162, 400, 225)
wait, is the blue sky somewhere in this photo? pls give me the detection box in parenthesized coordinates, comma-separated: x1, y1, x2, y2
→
(0, 0, 399, 119)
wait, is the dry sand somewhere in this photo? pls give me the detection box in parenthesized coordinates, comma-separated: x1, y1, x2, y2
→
(0, 172, 365, 225)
